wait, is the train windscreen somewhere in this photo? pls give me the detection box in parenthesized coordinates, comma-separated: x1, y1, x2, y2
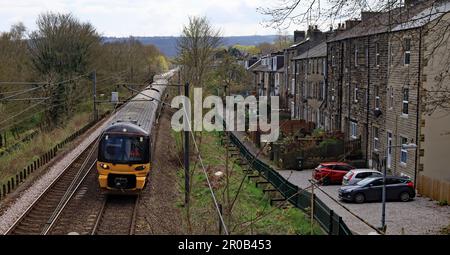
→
(99, 134, 150, 164)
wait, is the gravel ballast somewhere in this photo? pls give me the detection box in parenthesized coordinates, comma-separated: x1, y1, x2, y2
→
(0, 115, 115, 234)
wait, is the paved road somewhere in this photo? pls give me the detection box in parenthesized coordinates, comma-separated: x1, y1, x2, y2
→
(231, 131, 450, 235)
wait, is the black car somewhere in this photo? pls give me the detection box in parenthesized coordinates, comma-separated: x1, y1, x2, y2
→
(338, 176, 416, 203)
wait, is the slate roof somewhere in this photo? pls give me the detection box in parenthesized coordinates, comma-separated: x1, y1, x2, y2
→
(292, 41, 327, 60)
(328, 1, 440, 42)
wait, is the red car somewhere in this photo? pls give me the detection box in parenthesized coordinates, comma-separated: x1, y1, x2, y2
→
(313, 162, 355, 185)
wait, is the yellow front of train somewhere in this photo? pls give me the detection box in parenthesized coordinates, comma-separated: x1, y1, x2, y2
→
(97, 123, 151, 193)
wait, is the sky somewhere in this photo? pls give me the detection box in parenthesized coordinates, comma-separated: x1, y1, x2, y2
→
(0, 0, 284, 37)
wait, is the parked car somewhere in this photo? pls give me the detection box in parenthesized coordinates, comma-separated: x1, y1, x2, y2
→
(338, 176, 416, 203)
(313, 162, 355, 185)
(342, 169, 383, 186)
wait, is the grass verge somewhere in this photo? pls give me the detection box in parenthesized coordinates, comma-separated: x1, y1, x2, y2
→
(173, 130, 323, 235)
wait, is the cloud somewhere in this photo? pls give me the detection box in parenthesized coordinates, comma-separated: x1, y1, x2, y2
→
(0, 0, 278, 36)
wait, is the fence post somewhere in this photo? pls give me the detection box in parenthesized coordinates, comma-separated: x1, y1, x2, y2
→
(27, 165, 30, 175)
(7, 181, 11, 193)
(11, 177, 15, 190)
(15, 174, 19, 186)
(2, 184, 6, 196)
(337, 216, 342, 235)
(23, 168, 27, 179)
(329, 210, 334, 235)
(311, 182, 315, 235)
(19, 172, 23, 183)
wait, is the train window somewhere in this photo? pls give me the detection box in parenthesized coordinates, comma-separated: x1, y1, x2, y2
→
(99, 135, 149, 164)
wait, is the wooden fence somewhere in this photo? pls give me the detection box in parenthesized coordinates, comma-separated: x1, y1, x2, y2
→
(0, 111, 110, 201)
(417, 174, 450, 203)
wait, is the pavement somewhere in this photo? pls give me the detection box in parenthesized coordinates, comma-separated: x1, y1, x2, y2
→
(232, 131, 450, 235)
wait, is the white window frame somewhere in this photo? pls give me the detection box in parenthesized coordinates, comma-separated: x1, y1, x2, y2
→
(402, 88, 409, 116)
(350, 121, 358, 139)
(404, 38, 411, 66)
(389, 86, 394, 110)
(389, 41, 393, 66)
(373, 126, 379, 152)
(400, 136, 408, 165)
(354, 46, 358, 67)
(291, 78, 295, 95)
(322, 58, 326, 75)
(354, 86, 359, 103)
(321, 80, 326, 101)
(375, 43, 380, 67)
(375, 87, 380, 111)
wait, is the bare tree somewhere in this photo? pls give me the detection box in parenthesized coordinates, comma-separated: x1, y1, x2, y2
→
(176, 16, 222, 89)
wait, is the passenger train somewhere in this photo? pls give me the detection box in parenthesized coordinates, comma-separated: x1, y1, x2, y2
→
(96, 69, 178, 193)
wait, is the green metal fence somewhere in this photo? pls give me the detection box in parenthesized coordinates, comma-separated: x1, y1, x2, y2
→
(228, 132, 353, 235)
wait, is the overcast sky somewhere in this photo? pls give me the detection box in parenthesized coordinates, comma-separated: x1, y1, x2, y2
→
(0, 0, 286, 37)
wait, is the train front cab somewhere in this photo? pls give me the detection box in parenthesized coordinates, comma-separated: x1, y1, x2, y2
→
(97, 123, 151, 193)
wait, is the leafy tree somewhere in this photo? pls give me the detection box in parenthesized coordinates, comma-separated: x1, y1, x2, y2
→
(28, 12, 100, 126)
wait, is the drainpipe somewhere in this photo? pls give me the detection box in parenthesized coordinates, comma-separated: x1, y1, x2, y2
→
(414, 27, 422, 187)
(366, 36, 371, 167)
(339, 41, 345, 130)
(294, 59, 298, 118)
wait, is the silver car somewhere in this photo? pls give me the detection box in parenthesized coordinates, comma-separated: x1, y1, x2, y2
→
(342, 169, 383, 186)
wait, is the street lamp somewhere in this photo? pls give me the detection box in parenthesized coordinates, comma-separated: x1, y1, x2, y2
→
(380, 142, 417, 233)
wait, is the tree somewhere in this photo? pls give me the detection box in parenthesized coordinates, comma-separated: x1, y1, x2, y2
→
(28, 12, 100, 126)
(176, 16, 222, 89)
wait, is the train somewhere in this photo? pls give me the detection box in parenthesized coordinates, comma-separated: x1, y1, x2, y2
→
(96, 69, 178, 193)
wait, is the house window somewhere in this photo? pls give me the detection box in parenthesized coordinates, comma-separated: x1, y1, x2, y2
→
(350, 121, 358, 139)
(354, 45, 358, 67)
(322, 59, 326, 75)
(389, 86, 394, 109)
(389, 41, 393, 66)
(291, 79, 295, 95)
(373, 126, 379, 151)
(316, 59, 319, 74)
(320, 80, 326, 101)
(404, 38, 411, 65)
(402, 88, 409, 115)
(332, 55, 336, 67)
(354, 86, 359, 103)
(400, 136, 408, 164)
(331, 88, 335, 102)
(365, 46, 368, 66)
(376, 43, 380, 67)
(375, 86, 380, 110)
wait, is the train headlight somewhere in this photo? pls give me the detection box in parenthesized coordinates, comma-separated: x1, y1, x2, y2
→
(100, 163, 110, 169)
(135, 165, 146, 171)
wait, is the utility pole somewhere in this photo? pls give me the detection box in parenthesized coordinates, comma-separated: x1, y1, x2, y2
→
(92, 70, 98, 121)
(184, 82, 190, 206)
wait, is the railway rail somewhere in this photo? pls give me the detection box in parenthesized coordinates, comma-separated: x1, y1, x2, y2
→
(91, 194, 140, 235)
(5, 138, 99, 235)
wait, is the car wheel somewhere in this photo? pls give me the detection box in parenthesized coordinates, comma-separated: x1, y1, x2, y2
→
(322, 177, 331, 186)
(354, 193, 365, 204)
(399, 192, 411, 202)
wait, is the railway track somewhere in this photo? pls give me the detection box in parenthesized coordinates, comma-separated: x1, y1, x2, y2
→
(91, 194, 140, 235)
(5, 138, 99, 235)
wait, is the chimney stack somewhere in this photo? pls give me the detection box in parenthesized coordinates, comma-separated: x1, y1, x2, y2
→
(294, 30, 306, 43)
(361, 11, 380, 22)
(345, 19, 361, 30)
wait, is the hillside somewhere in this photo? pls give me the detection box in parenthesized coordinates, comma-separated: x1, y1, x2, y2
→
(102, 35, 280, 57)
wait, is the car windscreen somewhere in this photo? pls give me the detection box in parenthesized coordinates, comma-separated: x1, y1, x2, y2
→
(99, 134, 149, 164)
